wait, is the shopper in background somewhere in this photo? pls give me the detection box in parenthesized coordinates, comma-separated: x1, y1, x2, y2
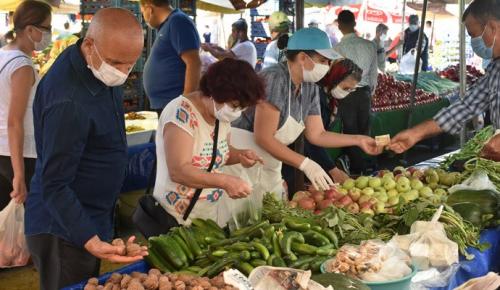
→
(203, 25, 211, 43)
(227, 28, 381, 205)
(0, 1, 51, 212)
(325, 19, 340, 47)
(334, 10, 378, 175)
(373, 23, 389, 72)
(424, 20, 434, 51)
(390, 0, 500, 162)
(0, 31, 15, 47)
(25, 9, 148, 290)
(400, 14, 430, 71)
(304, 59, 363, 183)
(151, 58, 264, 229)
(202, 19, 257, 69)
(263, 12, 290, 69)
(141, 0, 201, 112)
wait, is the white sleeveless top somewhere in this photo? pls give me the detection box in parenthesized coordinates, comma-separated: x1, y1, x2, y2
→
(0, 49, 38, 158)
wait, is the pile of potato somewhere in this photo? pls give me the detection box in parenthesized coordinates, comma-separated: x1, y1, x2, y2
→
(83, 269, 238, 290)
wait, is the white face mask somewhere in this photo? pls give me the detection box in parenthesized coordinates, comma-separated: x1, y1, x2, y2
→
(29, 27, 52, 51)
(380, 34, 387, 42)
(409, 25, 419, 32)
(331, 86, 351, 99)
(302, 55, 330, 83)
(87, 43, 130, 87)
(213, 99, 243, 123)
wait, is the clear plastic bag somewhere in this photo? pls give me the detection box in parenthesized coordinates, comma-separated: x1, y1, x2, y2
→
(448, 169, 498, 193)
(454, 272, 500, 290)
(248, 266, 333, 290)
(0, 200, 30, 268)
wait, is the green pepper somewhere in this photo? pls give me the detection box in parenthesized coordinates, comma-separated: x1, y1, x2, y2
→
(271, 256, 287, 267)
(291, 242, 318, 255)
(250, 259, 267, 267)
(211, 250, 229, 257)
(310, 257, 329, 273)
(290, 255, 316, 269)
(284, 218, 311, 232)
(303, 230, 330, 247)
(252, 242, 270, 260)
(280, 231, 305, 255)
(206, 258, 236, 278)
(236, 262, 254, 276)
(319, 228, 339, 248)
(251, 251, 261, 259)
(272, 233, 282, 258)
(240, 250, 251, 261)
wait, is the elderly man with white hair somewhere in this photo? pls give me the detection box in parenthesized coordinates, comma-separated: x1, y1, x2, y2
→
(25, 8, 147, 290)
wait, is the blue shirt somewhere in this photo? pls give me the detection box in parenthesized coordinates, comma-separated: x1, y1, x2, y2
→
(26, 40, 128, 247)
(143, 9, 200, 109)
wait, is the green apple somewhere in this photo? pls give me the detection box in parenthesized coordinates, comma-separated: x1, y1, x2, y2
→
(425, 169, 440, 184)
(339, 188, 348, 195)
(397, 176, 411, 186)
(342, 178, 356, 190)
(362, 187, 375, 196)
(387, 189, 399, 198)
(410, 178, 424, 190)
(374, 192, 388, 203)
(383, 179, 397, 190)
(428, 195, 441, 205)
(434, 188, 447, 196)
(419, 186, 434, 198)
(355, 176, 369, 189)
(396, 183, 411, 193)
(382, 172, 395, 182)
(428, 182, 439, 190)
(388, 196, 399, 206)
(368, 177, 382, 188)
(374, 187, 387, 195)
(358, 195, 371, 205)
(402, 190, 419, 202)
(394, 166, 406, 173)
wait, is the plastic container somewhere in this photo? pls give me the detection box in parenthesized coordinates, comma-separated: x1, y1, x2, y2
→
(321, 260, 418, 290)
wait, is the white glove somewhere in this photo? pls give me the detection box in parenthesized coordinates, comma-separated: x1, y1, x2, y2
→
(299, 158, 334, 191)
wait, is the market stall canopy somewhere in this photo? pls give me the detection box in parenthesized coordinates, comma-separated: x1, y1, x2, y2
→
(0, 0, 78, 13)
(305, 0, 363, 8)
(197, 0, 267, 13)
(331, 0, 416, 24)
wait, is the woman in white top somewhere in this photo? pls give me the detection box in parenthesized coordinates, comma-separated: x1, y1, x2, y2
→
(153, 58, 264, 226)
(0, 1, 52, 210)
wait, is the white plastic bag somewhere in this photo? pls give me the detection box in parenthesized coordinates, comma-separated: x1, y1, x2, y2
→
(454, 272, 500, 290)
(448, 169, 498, 194)
(392, 206, 458, 270)
(400, 49, 418, 75)
(248, 266, 333, 290)
(0, 200, 30, 267)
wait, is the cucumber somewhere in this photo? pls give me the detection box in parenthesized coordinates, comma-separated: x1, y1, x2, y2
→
(144, 246, 175, 273)
(252, 241, 270, 260)
(272, 256, 287, 267)
(290, 255, 316, 269)
(250, 259, 267, 267)
(149, 236, 186, 269)
(284, 218, 311, 232)
(236, 262, 254, 276)
(251, 251, 261, 259)
(179, 227, 203, 257)
(172, 233, 194, 261)
(280, 231, 305, 255)
(303, 230, 330, 247)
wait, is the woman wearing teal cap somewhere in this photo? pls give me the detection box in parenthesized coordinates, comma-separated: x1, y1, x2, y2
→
(223, 28, 381, 212)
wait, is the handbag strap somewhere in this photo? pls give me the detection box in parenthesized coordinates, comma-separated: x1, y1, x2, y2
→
(0, 55, 30, 76)
(183, 119, 220, 220)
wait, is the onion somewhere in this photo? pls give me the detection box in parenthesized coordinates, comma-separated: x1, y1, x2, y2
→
(298, 197, 316, 210)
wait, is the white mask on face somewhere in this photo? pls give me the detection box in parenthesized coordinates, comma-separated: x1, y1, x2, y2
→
(409, 24, 419, 32)
(380, 34, 387, 42)
(302, 55, 330, 83)
(213, 99, 243, 122)
(87, 43, 130, 87)
(331, 86, 350, 99)
(28, 27, 52, 51)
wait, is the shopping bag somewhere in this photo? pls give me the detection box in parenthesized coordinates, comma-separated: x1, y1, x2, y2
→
(0, 200, 30, 267)
(400, 49, 418, 75)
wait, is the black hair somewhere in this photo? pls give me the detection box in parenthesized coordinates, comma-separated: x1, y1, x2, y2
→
(276, 34, 319, 61)
(140, 0, 170, 7)
(409, 14, 419, 25)
(338, 10, 355, 25)
(376, 23, 388, 34)
(462, 0, 500, 24)
(232, 19, 248, 32)
(426, 20, 432, 25)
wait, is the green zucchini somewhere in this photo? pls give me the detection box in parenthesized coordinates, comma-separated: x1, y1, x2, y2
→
(149, 236, 186, 269)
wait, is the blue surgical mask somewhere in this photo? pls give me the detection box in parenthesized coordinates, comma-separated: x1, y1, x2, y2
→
(471, 26, 494, 59)
(409, 25, 419, 32)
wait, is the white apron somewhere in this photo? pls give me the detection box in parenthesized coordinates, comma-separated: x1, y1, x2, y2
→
(221, 77, 305, 224)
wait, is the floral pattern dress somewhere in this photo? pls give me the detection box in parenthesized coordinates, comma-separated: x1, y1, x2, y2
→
(153, 96, 231, 225)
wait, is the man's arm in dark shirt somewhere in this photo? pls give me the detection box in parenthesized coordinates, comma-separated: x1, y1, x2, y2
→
(40, 101, 97, 247)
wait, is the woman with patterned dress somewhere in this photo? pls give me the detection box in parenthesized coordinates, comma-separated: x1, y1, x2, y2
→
(153, 58, 265, 226)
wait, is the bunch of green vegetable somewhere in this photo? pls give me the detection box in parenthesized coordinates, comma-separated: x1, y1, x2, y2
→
(441, 126, 496, 169)
(460, 158, 500, 191)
